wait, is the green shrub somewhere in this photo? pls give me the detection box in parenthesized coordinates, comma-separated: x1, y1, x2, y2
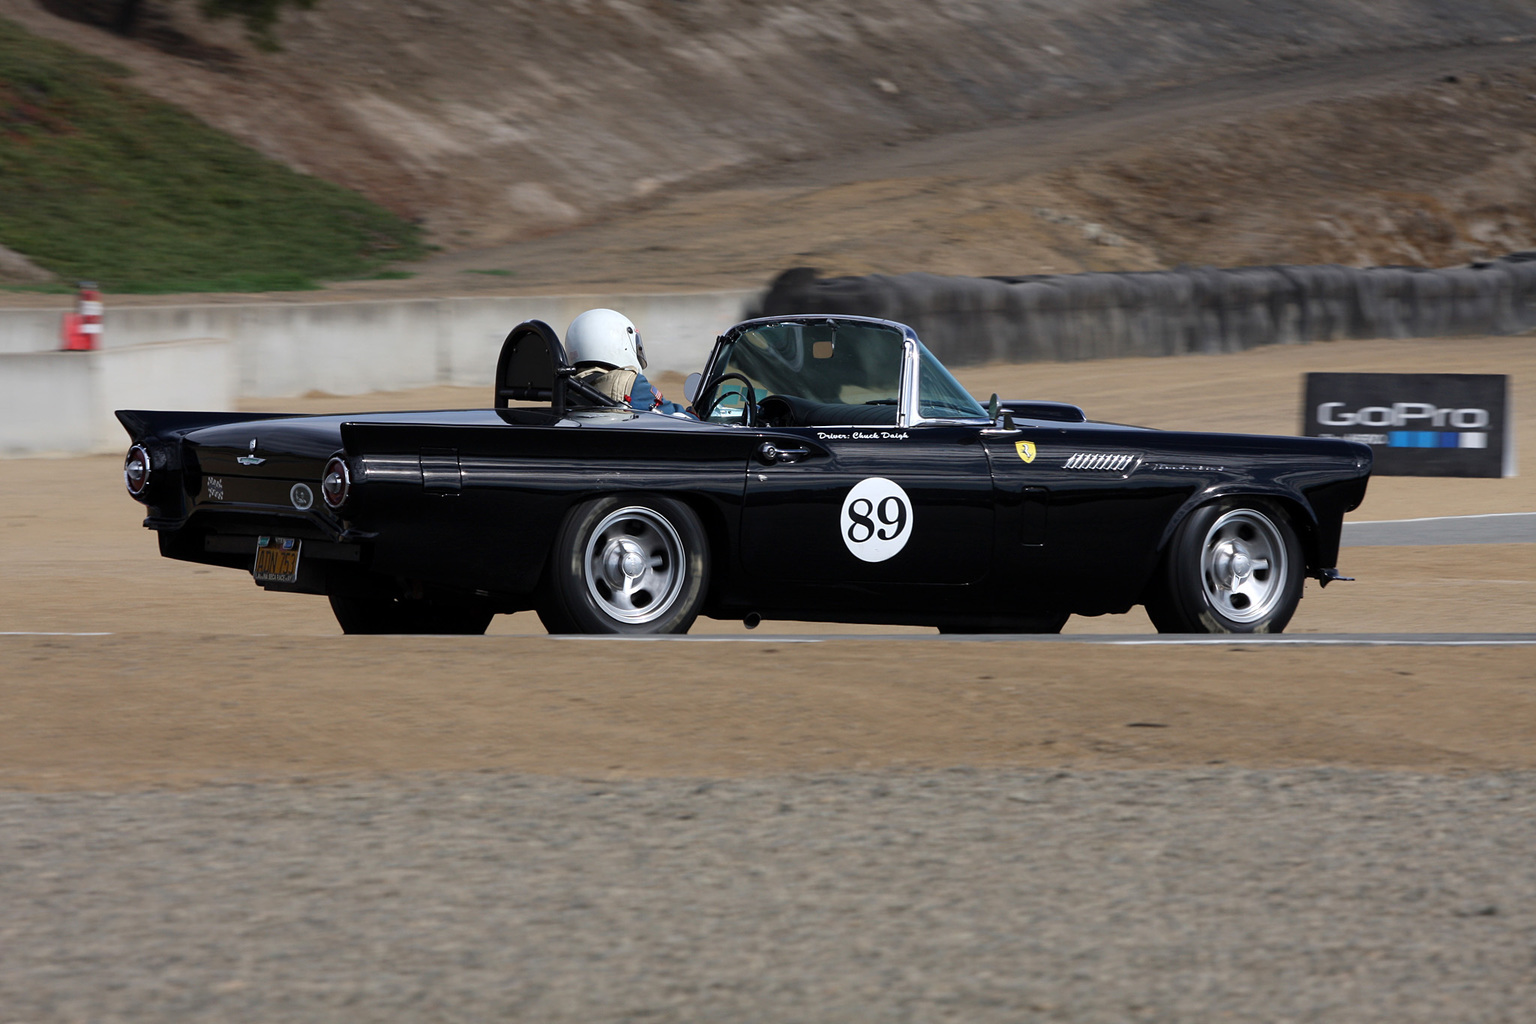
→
(0, 16, 423, 292)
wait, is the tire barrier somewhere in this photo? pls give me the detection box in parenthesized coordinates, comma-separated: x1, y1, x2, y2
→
(754, 255, 1536, 366)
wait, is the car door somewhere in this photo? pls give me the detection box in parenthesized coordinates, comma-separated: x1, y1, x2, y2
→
(977, 421, 1191, 614)
(738, 423, 993, 586)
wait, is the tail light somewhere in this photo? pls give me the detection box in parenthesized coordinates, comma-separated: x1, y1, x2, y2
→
(321, 456, 351, 510)
(124, 445, 151, 498)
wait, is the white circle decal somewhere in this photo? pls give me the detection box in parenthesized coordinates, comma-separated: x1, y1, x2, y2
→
(840, 477, 914, 562)
(290, 483, 314, 510)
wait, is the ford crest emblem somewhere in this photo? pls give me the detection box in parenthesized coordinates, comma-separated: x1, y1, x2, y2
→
(237, 437, 265, 466)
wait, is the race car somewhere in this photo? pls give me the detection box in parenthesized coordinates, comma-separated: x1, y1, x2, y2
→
(118, 314, 1371, 634)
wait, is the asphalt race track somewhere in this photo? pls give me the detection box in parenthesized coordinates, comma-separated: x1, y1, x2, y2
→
(1343, 511, 1536, 546)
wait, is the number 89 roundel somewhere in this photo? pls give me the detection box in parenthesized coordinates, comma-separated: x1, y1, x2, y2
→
(840, 477, 914, 562)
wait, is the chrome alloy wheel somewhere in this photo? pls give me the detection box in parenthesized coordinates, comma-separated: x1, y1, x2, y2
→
(582, 506, 686, 625)
(1199, 508, 1288, 624)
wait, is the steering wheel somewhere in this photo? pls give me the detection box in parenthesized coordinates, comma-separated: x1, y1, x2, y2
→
(697, 372, 758, 425)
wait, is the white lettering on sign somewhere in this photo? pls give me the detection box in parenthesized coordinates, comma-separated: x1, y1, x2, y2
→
(1317, 401, 1490, 429)
(840, 477, 913, 562)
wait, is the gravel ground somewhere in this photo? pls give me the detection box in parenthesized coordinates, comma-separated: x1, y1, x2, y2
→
(4, 769, 1534, 1023)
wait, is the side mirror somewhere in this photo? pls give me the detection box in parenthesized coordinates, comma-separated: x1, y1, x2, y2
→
(683, 372, 702, 403)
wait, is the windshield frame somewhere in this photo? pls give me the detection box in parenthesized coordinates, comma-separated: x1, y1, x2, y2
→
(700, 315, 989, 428)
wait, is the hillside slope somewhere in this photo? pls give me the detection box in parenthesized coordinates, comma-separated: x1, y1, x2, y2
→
(0, 15, 423, 291)
(5, 0, 1535, 256)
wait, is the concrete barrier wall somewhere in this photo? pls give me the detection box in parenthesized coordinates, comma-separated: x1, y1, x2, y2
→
(0, 338, 234, 456)
(756, 257, 1536, 366)
(0, 351, 96, 455)
(0, 291, 759, 396)
(0, 308, 68, 355)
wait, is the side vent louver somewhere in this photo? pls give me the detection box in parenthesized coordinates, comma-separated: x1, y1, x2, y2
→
(1064, 452, 1136, 471)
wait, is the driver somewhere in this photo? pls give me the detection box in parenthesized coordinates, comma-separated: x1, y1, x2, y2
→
(565, 308, 688, 415)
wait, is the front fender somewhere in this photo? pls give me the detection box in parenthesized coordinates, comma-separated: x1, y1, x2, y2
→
(1155, 482, 1325, 573)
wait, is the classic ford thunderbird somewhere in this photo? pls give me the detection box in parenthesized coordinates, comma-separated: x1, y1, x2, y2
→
(119, 315, 1371, 634)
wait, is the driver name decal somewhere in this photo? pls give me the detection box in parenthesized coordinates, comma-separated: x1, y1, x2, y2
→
(840, 477, 914, 562)
(816, 430, 910, 441)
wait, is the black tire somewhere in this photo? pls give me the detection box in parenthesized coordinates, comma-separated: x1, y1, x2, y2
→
(1145, 501, 1304, 634)
(329, 590, 494, 635)
(537, 494, 709, 634)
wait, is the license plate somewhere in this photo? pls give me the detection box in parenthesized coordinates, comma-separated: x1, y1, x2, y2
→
(252, 536, 301, 584)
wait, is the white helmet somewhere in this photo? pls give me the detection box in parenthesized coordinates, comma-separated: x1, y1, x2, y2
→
(566, 308, 646, 370)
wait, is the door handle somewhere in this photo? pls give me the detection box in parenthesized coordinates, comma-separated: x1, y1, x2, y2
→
(755, 442, 810, 465)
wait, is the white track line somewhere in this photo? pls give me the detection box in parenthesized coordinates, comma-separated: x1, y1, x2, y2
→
(551, 634, 1536, 646)
(1081, 635, 1536, 644)
(1347, 511, 1536, 524)
(3, 632, 1530, 645)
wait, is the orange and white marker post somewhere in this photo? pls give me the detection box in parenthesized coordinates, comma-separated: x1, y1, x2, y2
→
(60, 281, 102, 351)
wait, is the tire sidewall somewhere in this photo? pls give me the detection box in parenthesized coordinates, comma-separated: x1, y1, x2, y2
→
(1156, 500, 1304, 634)
(546, 494, 709, 634)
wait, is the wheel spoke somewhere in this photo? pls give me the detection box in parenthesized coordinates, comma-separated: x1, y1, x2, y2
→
(583, 506, 687, 625)
(1197, 509, 1289, 625)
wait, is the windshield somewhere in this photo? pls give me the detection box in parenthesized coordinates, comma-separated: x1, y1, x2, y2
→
(917, 345, 987, 420)
(702, 320, 986, 423)
(711, 320, 902, 408)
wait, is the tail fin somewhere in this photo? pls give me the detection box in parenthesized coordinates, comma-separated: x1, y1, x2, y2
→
(116, 409, 289, 442)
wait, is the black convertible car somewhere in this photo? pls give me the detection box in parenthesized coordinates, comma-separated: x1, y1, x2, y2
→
(119, 315, 1371, 634)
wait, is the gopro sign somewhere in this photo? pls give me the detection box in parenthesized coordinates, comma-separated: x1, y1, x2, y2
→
(1303, 373, 1513, 477)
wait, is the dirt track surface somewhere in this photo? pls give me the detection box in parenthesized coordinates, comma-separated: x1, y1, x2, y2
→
(4, 636, 1535, 791)
(3, 335, 1533, 791)
(3, 338, 1535, 1021)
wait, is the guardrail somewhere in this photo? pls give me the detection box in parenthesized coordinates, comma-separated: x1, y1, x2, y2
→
(756, 257, 1536, 366)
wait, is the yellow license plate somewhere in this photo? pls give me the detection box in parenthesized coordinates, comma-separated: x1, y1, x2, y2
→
(252, 536, 301, 584)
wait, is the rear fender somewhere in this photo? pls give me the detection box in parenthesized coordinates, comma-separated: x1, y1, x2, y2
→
(337, 421, 757, 599)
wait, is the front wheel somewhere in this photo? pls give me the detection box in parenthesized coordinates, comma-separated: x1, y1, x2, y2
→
(1145, 502, 1304, 634)
(538, 495, 709, 634)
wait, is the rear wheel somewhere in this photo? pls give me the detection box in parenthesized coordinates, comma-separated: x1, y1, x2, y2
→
(1145, 502, 1303, 634)
(538, 495, 708, 634)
